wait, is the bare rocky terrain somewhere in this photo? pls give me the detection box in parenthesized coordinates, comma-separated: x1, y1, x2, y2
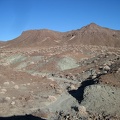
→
(0, 23, 120, 120)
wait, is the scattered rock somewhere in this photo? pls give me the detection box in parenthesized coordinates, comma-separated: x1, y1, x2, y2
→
(14, 85, 19, 89)
(91, 75, 97, 79)
(11, 101, 16, 105)
(78, 106, 88, 116)
(5, 97, 11, 101)
(48, 95, 57, 102)
(3, 81, 10, 85)
(1, 88, 7, 92)
(103, 65, 111, 71)
(69, 84, 76, 90)
(27, 83, 30, 85)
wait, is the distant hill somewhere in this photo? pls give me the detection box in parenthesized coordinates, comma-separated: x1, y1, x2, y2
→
(0, 41, 6, 47)
(2, 23, 120, 48)
(63, 23, 120, 47)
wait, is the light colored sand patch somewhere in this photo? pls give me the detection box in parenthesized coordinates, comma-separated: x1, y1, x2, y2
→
(57, 57, 79, 71)
(0, 54, 26, 66)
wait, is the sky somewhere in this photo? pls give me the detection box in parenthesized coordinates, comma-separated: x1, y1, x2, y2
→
(0, 0, 120, 41)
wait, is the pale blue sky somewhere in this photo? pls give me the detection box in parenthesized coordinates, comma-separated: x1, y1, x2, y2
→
(0, 0, 120, 41)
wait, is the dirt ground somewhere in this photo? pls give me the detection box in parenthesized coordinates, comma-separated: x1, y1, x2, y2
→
(0, 23, 120, 120)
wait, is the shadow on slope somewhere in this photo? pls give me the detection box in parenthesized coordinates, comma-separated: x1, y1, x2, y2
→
(69, 79, 97, 103)
(0, 115, 46, 120)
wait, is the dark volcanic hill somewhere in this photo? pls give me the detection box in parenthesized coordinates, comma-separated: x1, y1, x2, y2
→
(3, 23, 120, 48)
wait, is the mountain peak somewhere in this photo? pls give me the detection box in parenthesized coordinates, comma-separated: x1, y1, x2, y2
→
(80, 23, 104, 33)
(87, 23, 101, 28)
(89, 22, 98, 26)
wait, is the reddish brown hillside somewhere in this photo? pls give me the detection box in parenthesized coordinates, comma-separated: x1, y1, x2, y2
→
(3, 23, 120, 48)
(6, 29, 63, 48)
(63, 23, 120, 47)
(0, 41, 6, 48)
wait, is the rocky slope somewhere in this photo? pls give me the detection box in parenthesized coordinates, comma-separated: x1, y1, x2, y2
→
(1, 23, 120, 48)
(64, 23, 120, 47)
(0, 23, 120, 120)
